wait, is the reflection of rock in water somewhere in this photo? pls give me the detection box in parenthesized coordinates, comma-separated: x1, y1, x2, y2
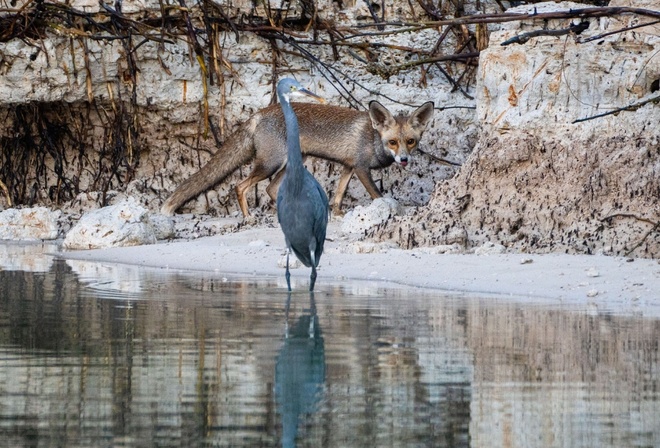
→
(275, 294, 325, 448)
(0, 242, 58, 273)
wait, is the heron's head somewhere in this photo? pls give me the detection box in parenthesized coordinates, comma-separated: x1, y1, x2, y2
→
(278, 78, 326, 105)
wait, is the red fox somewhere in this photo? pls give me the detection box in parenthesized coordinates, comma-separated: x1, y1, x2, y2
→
(160, 100, 434, 217)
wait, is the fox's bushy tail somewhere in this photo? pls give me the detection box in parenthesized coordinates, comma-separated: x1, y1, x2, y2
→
(160, 121, 256, 216)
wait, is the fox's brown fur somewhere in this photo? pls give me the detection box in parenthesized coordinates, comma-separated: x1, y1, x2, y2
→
(160, 100, 434, 217)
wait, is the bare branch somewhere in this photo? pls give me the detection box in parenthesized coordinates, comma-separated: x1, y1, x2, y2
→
(600, 213, 660, 257)
(501, 21, 589, 46)
(573, 93, 660, 123)
(578, 19, 660, 43)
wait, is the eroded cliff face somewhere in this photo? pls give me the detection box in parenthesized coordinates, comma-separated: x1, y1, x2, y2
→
(0, 0, 477, 216)
(370, 1, 660, 258)
(1, 1, 658, 257)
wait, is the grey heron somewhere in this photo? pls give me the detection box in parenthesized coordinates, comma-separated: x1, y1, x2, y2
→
(275, 78, 329, 292)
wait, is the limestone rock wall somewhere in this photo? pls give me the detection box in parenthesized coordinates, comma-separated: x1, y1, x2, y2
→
(371, 1, 660, 258)
(2, 0, 658, 257)
(0, 0, 478, 215)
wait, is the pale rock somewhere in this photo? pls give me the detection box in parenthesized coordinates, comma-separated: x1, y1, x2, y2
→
(341, 198, 403, 234)
(340, 241, 397, 254)
(479, 1, 660, 134)
(278, 254, 302, 269)
(69, 0, 101, 12)
(416, 244, 463, 255)
(0, 207, 61, 240)
(148, 214, 176, 240)
(586, 268, 600, 278)
(474, 241, 506, 255)
(63, 198, 157, 249)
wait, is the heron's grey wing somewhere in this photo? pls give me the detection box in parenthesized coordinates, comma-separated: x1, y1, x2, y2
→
(308, 176, 329, 266)
(291, 175, 328, 268)
(278, 188, 316, 267)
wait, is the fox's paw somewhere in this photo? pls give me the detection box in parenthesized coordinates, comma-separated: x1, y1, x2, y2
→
(331, 206, 345, 217)
(241, 214, 258, 227)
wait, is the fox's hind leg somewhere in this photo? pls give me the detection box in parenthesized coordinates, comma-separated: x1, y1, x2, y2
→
(266, 167, 285, 202)
(235, 163, 280, 217)
(265, 156, 309, 203)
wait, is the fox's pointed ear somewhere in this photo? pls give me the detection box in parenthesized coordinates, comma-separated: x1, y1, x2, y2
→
(368, 100, 396, 131)
(409, 101, 434, 129)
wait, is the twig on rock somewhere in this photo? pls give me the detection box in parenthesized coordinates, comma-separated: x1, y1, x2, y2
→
(501, 21, 589, 46)
(578, 19, 660, 43)
(416, 148, 462, 167)
(573, 93, 660, 123)
(601, 213, 660, 257)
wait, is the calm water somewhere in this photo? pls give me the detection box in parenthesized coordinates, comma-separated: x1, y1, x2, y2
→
(0, 245, 659, 447)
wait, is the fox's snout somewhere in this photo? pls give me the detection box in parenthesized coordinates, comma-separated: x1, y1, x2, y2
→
(369, 99, 434, 172)
(385, 140, 412, 167)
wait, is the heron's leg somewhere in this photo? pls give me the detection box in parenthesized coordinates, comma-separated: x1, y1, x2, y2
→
(308, 292, 315, 339)
(284, 292, 292, 338)
(309, 264, 317, 292)
(308, 247, 318, 292)
(285, 249, 292, 292)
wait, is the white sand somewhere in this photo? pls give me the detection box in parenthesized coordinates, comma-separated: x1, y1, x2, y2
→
(58, 219, 660, 315)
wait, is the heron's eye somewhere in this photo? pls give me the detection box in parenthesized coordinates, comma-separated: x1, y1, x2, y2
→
(388, 139, 397, 147)
(407, 139, 416, 146)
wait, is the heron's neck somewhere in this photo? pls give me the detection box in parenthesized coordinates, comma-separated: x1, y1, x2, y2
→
(281, 99, 305, 188)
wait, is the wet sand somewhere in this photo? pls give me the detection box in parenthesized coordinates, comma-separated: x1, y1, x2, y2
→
(58, 220, 660, 315)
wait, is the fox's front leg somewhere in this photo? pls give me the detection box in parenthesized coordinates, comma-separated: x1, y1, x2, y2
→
(354, 168, 383, 201)
(331, 167, 354, 215)
(333, 168, 384, 215)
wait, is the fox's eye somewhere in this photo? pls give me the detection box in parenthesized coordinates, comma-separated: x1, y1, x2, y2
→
(388, 139, 397, 146)
(407, 139, 416, 146)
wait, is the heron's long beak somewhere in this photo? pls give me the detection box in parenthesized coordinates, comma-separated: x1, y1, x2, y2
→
(298, 88, 326, 104)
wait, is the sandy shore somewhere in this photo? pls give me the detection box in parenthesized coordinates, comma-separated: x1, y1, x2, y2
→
(57, 218, 660, 315)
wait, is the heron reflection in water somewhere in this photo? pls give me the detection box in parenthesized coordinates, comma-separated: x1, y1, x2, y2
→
(275, 293, 326, 447)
